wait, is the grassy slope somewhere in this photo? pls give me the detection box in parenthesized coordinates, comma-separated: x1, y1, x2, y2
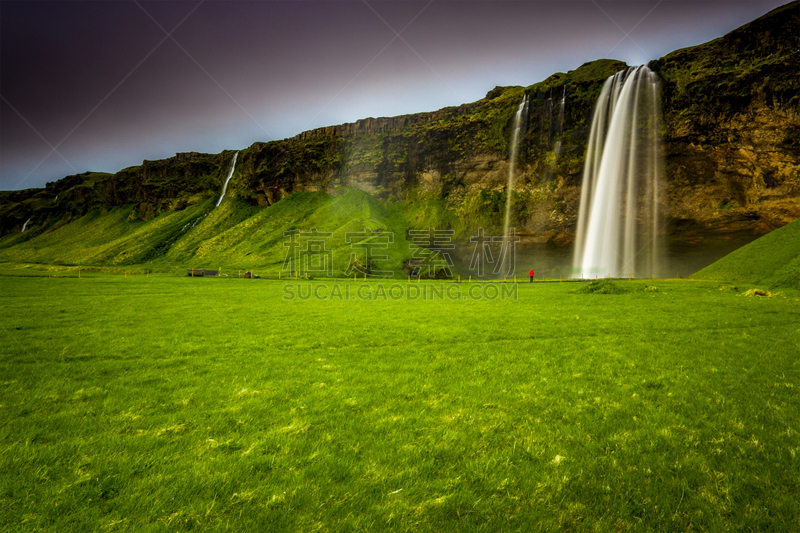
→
(0, 188, 432, 278)
(691, 216, 800, 289)
(1, 275, 798, 531)
(170, 188, 420, 276)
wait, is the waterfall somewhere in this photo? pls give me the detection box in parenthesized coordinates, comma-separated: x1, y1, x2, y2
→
(502, 95, 529, 255)
(545, 86, 567, 182)
(21, 217, 31, 233)
(215, 151, 239, 207)
(572, 66, 664, 279)
(552, 86, 565, 166)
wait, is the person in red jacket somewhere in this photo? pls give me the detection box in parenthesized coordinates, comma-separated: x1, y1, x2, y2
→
(529, 269, 534, 282)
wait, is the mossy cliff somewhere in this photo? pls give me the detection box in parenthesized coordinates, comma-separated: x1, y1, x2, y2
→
(2, 1, 798, 255)
(0, 152, 234, 233)
(655, 0, 800, 239)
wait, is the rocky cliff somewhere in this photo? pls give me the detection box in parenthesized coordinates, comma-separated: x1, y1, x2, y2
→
(2, 1, 798, 252)
(655, 1, 800, 239)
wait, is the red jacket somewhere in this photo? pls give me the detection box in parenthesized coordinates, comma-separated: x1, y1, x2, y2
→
(529, 270, 534, 276)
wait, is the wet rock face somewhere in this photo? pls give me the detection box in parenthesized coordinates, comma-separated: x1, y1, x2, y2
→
(664, 104, 800, 239)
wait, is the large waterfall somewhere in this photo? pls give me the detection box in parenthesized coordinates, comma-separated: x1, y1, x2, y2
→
(502, 94, 529, 259)
(572, 66, 664, 279)
(215, 151, 239, 207)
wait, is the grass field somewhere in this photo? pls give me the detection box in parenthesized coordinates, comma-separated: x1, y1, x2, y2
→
(692, 216, 800, 291)
(1, 273, 799, 531)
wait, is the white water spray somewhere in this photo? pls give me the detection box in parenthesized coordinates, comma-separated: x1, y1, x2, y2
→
(21, 217, 31, 233)
(502, 95, 529, 253)
(545, 86, 567, 181)
(572, 66, 664, 279)
(216, 151, 239, 207)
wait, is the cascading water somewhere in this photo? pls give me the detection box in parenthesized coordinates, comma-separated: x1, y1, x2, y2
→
(545, 86, 566, 182)
(215, 151, 239, 207)
(502, 94, 529, 261)
(572, 66, 664, 279)
(21, 217, 31, 233)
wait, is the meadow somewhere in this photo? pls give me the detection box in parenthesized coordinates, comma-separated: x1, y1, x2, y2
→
(1, 272, 798, 531)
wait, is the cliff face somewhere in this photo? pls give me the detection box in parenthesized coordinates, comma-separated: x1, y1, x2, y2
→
(231, 58, 629, 244)
(654, 0, 800, 240)
(232, 0, 800, 246)
(1, 1, 798, 250)
(0, 152, 235, 234)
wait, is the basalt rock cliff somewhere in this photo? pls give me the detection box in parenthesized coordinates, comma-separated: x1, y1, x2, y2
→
(1, 1, 798, 252)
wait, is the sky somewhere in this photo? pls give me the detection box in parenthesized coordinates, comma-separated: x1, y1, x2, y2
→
(0, 0, 791, 191)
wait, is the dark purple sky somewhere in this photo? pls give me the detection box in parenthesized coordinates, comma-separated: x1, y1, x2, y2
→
(0, 0, 790, 191)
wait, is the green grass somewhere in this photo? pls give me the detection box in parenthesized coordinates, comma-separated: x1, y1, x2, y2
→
(692, 216, 800, 290)
(1, 273, 798, 531)
(0, 188, 437, 278)
(570, 278, 631, 294)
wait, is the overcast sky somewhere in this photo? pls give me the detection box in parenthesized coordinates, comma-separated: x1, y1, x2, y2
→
(0, 0, 790, 191)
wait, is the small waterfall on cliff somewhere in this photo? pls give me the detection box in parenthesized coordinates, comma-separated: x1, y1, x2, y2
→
(502, 94, 529, 262)
(21, 217, 31, 233)
(215, 151, 239, 207)
(554, 86, 565, 157)
(572, 66, 663, 278)
(545, 86, 566, 182)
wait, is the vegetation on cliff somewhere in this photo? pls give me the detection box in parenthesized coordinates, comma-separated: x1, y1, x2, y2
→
(655, 0, 800, 237)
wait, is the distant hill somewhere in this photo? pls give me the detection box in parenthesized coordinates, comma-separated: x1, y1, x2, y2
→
(691, 217, 800, 289)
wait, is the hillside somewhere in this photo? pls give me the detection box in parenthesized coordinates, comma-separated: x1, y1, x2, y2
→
(0, 187, 463, 278)
(0, 1, 798, 273)
(691, 216, 800, 289)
